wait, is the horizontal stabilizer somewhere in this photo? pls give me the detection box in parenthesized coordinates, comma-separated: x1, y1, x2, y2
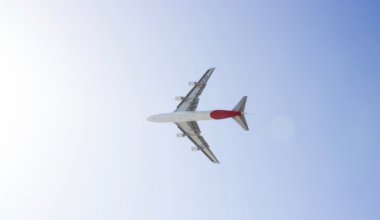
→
(232, 96, 249, 131)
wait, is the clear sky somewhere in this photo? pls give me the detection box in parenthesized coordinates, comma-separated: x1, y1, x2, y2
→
(1, 0, 379, 220)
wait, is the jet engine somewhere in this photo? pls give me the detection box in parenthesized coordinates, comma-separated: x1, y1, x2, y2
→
(188, 81, 198, 86)
(175, 96, 185, 101)
(191, 146, 200, 151)
(176, 133, 186, 137)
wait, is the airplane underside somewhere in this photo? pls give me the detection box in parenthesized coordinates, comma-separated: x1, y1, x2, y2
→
(147, 68, 249, 163)
(147, 110, 242, 123)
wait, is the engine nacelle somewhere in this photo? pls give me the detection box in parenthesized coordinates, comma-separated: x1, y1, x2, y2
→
(191, 146, 200, 151)
(175, 96, 185, 101)
(176, 133, 186, 138)
(188, 81, 198, 86)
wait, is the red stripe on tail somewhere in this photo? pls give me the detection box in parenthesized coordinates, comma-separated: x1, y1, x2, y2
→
(210, 110, 241, 120)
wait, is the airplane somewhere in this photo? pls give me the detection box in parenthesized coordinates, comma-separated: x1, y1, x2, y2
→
(147, 68, 249, 163)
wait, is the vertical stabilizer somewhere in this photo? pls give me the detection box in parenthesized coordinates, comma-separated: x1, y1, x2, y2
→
(232, 96, 249, 131)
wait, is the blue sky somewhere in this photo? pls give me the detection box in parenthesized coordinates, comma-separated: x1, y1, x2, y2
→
(0, 1, 379, 220)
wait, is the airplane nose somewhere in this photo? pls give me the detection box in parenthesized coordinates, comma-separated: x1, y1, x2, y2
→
(147, 115, 155, 122)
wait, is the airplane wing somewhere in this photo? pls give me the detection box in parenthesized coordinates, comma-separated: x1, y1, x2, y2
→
(176, 121, 220, 163)
(175, 68, 215, 112)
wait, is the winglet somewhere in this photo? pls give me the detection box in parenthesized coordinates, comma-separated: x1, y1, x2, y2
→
(201, 147, 220, 163)
(232, 96, 249, 131)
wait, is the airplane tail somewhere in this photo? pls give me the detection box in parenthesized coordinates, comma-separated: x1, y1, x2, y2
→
(232, 96, 249, 131)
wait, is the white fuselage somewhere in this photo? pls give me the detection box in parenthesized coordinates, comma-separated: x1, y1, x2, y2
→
(147, 111, 213, 123)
